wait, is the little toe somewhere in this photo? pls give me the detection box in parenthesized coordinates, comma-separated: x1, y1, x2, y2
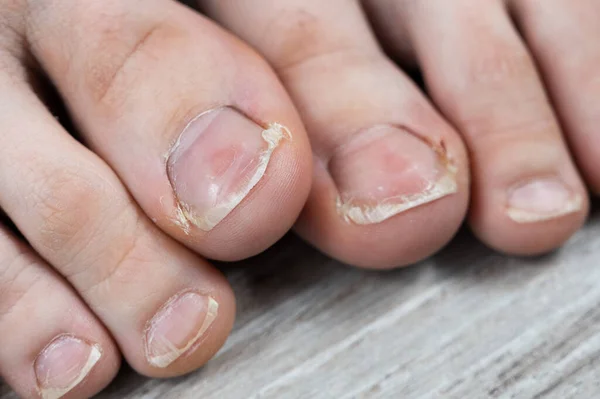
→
(0, 227, 119, 399)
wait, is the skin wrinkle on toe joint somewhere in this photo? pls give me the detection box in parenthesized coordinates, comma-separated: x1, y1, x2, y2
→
(336, 139, 459, 225)
(169, 121, 292, 233)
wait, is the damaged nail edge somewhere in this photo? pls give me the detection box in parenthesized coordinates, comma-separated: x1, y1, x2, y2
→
(39, 343, 102, 399)
(172, 122, 291, 232)
(147, 297, 219, 368)
(507, 195, 583, 223)
(338, 172, 458, 225)
(334, 124, 459, 226)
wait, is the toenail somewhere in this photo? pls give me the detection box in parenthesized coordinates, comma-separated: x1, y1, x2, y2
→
(330, 125, 458, 225)
(167, 107, 291, 232)
(145, 292, 218, 368)
(34, 334, 102, 399)
(506, 177, 583, 223)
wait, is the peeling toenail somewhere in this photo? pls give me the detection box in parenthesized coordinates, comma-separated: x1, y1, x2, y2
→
(167, 107, 291, 232)
(330, 125, 458, 225)
(34, 334, 102, 399)
(507, 177, 583, 223)
(145, 292, 218, 368)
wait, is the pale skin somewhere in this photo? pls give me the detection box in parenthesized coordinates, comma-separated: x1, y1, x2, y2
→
(0, 0, 597, 397)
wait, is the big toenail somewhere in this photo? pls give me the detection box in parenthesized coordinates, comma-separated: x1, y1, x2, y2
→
(167, 107, 290, 232)
(507, 177, 583, 223)
(330, 125, 458, 225)
(34, 334, 102, 399)
(145, 292, 218, 368)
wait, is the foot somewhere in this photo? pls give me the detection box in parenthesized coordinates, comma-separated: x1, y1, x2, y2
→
(0, 1, 311, 397)
(200, 0, 595, 267)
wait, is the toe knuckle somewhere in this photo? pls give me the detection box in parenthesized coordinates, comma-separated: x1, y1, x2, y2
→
(440, 44, 552, 143)
(30, 165, 111, 256)
(460, 109, 557, 148)
(0, 2, 28, 78)
(0, 248, 43, 318)
(83, 20, 170, 107)
(436, 44, 541, 132)
(29, 163, 150, 290)
(65, 4, 184, 111)
(264, 7, 361, 73)
(77, 229, 153, 295)
(465, 46, 535, 90)
(267, 9, 328, 70)
(26, 1, 181, 109)
(23, 159, 151, 291)
(0, 1, 25, 39)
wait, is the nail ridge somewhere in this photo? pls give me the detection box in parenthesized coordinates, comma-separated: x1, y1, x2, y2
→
(174, 122, 290, 232)
(147, 296, 219, 368)
(39, 342, 101, 399)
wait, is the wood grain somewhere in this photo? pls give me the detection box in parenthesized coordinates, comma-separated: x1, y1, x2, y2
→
(3, 208, 600, 398)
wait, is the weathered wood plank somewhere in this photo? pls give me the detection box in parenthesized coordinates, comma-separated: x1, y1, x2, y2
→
(3, 209, 600, 398)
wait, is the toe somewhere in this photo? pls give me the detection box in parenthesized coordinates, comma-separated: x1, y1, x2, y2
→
(0, 228, 119, 399)
(509, 0, 600, 193)
(0, 66, 235, 377)
(201, 0, 470, 268)
(25, 0, 312, 261)
(369, 0, 589, 255)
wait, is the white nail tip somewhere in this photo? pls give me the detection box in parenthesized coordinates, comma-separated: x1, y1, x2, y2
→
(175, 123, 290, 232)
(507, 195, 583, 223)
(148, 297, 219, 368)
(337, 172, 458, 225)
(40, 345, 102, 399)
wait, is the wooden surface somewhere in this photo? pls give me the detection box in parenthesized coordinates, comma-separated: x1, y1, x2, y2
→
(3, 207, 600, 398)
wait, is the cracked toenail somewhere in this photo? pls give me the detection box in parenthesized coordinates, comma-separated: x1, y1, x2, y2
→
(331, 125, 458, 225)
(145, 292, 218, 368)
(35, 334, 101, 399)
(167, 107, 290, 232)
(507, 177, 582, 223)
